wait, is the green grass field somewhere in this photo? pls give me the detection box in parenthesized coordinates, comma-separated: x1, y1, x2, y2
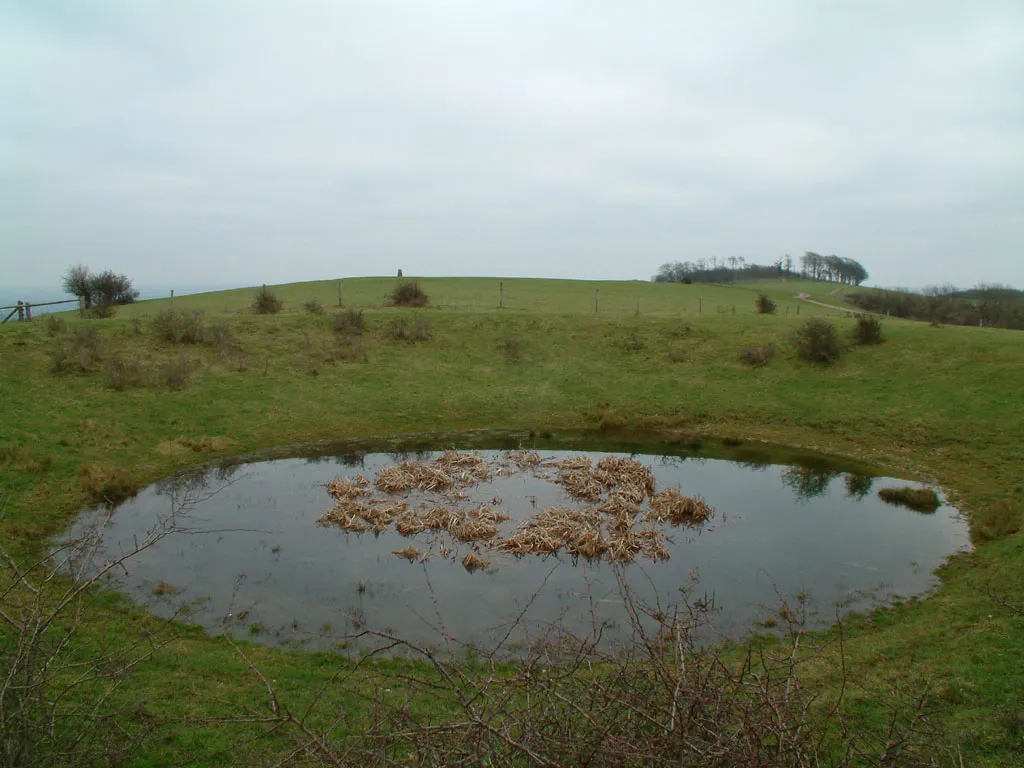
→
(1, 276, 1022, 765)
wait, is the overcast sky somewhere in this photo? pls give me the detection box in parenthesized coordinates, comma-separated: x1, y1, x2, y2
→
(3, 1, 1023, 291)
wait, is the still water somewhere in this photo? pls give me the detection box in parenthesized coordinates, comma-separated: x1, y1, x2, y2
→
(63, 442, 968, 654)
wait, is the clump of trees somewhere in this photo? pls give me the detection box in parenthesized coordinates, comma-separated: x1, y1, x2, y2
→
(62, 265, 139, 314)
(652, 252, 868, 286)
(798, 252, 869, 285)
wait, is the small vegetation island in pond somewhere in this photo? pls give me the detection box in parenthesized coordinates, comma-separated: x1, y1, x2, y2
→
(2, 268, 1022, 766)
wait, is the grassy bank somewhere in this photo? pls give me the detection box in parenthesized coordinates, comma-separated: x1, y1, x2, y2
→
(1, 276, 1022, 764)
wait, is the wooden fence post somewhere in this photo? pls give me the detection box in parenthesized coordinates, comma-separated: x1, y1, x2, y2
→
(595, 289, 600, 313)
(698, 297, 702, 314)
(16, 301, 24, 321)
(170, 289, 175, 307)
(25, 302, 31, 321)
(499, 281, 504, 309)
(338, 280, 343, 307)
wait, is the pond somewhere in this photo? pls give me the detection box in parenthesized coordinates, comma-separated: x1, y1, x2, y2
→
(62, 435, 969, 654)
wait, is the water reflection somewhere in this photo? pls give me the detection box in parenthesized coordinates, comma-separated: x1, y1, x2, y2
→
(844, 474, 874, 500)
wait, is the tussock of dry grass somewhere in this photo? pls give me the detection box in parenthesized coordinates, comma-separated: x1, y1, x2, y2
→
(644, 488, 714, 525)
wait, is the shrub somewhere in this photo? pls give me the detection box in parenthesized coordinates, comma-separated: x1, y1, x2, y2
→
(105, 356, 156, 391)
(50, 326, 102, 374)
(44, 315, 67, 335)
(303, 298, 325, 315)
(160, 356, 198, 389)
(252, 288, 284, 314)
(78, 463, 139, 507)
(84, 303, 117, 319)
(389, 316, 432, 341)
(739, 344, 776, 367)
(333, 309, 365, 335)
(793, 318, 841, 364)
(878, 486, 941, 513)
(755, 294, 777, 314)
(852, 313, 885, 345)
(152, 309, 206, 344)
(389, 281, 429, 307)
(208, 323, 235, 353)
(336, 341, 369, 363)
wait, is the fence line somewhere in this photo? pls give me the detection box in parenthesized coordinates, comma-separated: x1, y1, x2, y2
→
(0, 298, 82, 323)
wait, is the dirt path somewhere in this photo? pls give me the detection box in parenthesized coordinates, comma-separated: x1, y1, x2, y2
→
(795, 292, 856, 313)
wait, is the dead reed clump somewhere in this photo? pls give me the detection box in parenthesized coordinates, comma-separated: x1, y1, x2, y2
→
(646, 488, 714, 526)
(595, 455, 656, 496)
(392, 545, 422, 563)
(557, 469, 604, 501)
(451, 517, 500, 543)
(318, 499, 407, 534)
(509, 450, 541, 469)
(317, 506, 371, 533)
(567, 528, 609, 560)
(408, 461, 455, 492)
(461, 551, 489, 573)
(326, 476, 371, 502)
(469, 503, 510, 525)
(394, 513, 428, 537)
(419, 506, 461, 531)
(374, 464, 416, 493)
(556, 456, 592, 471)
(434, 450, 488, 481)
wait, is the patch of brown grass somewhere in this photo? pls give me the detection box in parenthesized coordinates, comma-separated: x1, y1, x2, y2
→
(78, 464, 139, 507)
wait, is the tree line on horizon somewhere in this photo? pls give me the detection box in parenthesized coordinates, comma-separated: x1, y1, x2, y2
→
(652, 251, 869, 286)
(848, 283, 1024, 330)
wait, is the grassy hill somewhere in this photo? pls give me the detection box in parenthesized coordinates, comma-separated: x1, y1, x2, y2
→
(1, 276, 1021, 765)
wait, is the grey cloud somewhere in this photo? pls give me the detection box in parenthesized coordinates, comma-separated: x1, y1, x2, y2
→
(2, 1, 1023, 289)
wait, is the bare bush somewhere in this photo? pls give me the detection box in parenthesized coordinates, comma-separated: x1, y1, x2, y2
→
(151, 309, 206, 344)
(104, 355, 156, 390)
(852, 313, 885, 345)
(199, 578, 955, 767)
(739, 343, 776, 367)
(304, 298, 326, 315)
(755, 294, 778, 314)
(252, 288, 284, 315)
(333, 309, 365, 335)
(50, 327, 102, 374)
(389, 316, 432, 342)
(794, 318, 842, 364)
(44, 315, 66, 336)
(389, 281, 429, 307)
(160, 356, 198, 389)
